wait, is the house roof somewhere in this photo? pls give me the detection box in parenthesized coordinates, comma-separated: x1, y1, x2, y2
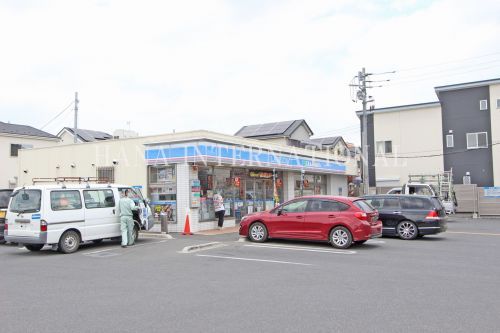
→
(435, 77, 500, 94)
(60, 127, 113, 142)
(235, 119, 313, 138)
(0, 121, 58, 139)
(355, 101, 441, 117)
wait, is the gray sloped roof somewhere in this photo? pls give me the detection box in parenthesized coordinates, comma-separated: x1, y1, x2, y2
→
(0, 121, 58, 139)
(309, 136, 343, 147)
(62, 127, 113, 142)
(235, 119, 313, 138)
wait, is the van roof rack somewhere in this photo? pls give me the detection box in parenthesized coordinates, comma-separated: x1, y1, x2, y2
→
(32, 177, 111, 184)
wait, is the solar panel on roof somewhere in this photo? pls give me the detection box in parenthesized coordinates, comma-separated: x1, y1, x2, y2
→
(236, 120, 297, 137)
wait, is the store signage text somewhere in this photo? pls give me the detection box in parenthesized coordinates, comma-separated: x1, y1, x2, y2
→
(145, 143, 347, 174)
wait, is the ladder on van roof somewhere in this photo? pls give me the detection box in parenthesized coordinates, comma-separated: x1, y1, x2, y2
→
(32, 177, 111, 184)
(408, 169, 454, 202)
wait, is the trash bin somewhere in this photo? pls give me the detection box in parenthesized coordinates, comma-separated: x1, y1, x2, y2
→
(160, 215, 169, 233)
(235, 210, 242, 223)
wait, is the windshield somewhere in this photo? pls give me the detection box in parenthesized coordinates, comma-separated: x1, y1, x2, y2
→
(9, 189, 42, 213)
(118, 188, 144, 202)
(353, 199, 376, 213)
(0, 190, 13, 209)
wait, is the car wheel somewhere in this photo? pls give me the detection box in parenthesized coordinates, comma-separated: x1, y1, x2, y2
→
(25, 244, 44, 251)
(58, 230, 81, 254)
(330, 226, 353, 249)
(248, 222, 268, 243)
(397, 221, 418, 240)
(92, 239, 103, 244)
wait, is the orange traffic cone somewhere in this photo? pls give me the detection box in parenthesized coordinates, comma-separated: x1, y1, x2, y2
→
(182, 212, 193, 235)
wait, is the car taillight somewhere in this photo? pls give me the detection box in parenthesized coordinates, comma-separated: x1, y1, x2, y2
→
(425, 210, 439, 220)
(40, 220, 47, 232)
(4, 219, 7, 231)
(354, 212, 368, 221)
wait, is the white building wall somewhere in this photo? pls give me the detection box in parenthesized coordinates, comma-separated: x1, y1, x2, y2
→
(489, 84, 500, 186)
(327, 174, 347, 197)
(290, 124, 311, 141)
(0, 135, 59, 188)
(259, 137, 288, 146)
(373, 106, 444, 187)
(58, 131, 78, 145)
(283, 171, 295, 201)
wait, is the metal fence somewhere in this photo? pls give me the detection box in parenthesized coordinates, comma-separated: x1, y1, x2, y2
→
(454, 184, 500, 217)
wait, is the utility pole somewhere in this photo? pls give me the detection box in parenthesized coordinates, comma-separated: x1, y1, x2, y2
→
(359, 68, 369, 195)
(350, 68, 391, 195)
(73, 92, 79, 144)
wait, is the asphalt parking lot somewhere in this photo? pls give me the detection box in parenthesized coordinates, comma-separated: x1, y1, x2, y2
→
(1, 217, 500, 333)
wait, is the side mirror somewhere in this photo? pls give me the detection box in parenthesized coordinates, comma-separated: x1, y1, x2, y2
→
(277, 208, 283, 216)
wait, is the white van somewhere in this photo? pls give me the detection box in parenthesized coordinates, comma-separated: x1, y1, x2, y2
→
(4, 184, 154, 253)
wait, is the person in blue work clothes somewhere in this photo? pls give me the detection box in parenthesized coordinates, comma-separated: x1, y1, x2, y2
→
(119, 189, 138, 248)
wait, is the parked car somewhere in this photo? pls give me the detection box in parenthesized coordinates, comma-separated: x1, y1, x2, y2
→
(4, 184, 154, 253)
(0, 189, 13, 243)
(362, 194, 447, 240)
(239, 195, 382, 249)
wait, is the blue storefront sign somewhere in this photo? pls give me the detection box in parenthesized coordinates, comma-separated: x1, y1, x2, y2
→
(145, 142, 346, 174)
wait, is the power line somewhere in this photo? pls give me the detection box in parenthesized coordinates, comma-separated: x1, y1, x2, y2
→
(386, 64, 500, 87)
(396, 50, 500, 72)
(394, 58, 500, 81)
(40, 101, 74, 130)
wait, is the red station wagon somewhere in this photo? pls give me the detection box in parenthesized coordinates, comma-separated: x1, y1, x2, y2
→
(239, 196, 382, 249)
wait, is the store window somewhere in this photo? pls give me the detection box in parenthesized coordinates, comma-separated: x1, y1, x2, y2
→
(148, 165, 177, 223)
(294, 173, 327, 198)
(198, 167, 284, 222)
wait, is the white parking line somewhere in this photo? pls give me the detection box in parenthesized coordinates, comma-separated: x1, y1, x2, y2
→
(196, 254, 312, 266)
(448, 231, 500, 236)
(244, 244, 357, 255)
(81, 240, 168, 256)
(366, 240, 386, 244)
(82, 248, 115, 255)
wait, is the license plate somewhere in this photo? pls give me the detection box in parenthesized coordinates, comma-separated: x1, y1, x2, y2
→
(0, 211, 5, 218)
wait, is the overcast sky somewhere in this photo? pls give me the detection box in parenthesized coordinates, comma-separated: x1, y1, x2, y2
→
(1, 0, 500, 144)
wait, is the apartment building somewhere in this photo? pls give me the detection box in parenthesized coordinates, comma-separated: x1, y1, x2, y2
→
(358, 78, 500, 189)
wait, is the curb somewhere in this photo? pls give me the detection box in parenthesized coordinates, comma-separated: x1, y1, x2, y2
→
(140, 232, 174, 239)
(180, 242, 225, 254)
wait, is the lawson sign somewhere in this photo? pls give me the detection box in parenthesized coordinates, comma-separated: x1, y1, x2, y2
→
(145, 142, 346, 174)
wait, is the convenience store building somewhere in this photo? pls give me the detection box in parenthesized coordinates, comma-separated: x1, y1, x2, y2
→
(17, 130, 357, 232)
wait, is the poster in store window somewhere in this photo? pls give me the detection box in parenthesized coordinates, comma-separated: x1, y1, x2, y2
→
(190, 179, 201, 208)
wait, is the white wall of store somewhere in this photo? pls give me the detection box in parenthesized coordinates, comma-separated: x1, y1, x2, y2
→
(489, 84, 500, 186)
(327, 174, 348, 197)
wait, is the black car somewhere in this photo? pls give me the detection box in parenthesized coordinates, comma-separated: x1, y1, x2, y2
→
(362, 194, 447, 240)
(0, 189, 13, 243)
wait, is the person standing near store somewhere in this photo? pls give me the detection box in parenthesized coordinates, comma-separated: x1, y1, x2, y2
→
(213, 193, 225, 230)
(119, 189, 138, 248)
